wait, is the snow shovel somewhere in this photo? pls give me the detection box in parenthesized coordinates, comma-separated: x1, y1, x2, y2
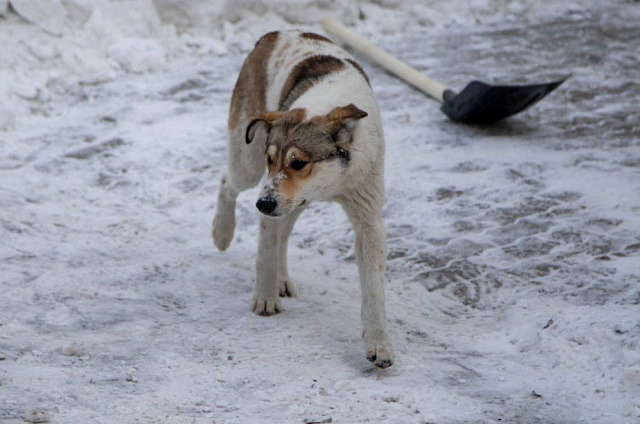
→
(320, 19, 567, 124)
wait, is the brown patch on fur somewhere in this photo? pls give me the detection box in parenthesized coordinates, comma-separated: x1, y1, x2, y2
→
(279, 55, 345, 110)
(277, 175, 302, 205)
(246, 108, 307, 144)
(326, 104, 368, 121)
(309, 104, 368, 137)
(276, 41, 291, 59)
(254, 108, 307, 126)
(345, 58, 370, 86)
(269, 147, 314, 205)
(277, 164, 309, 205)
(254, 32, 278, 47)
(300, 32, 334, 43)
(229, 31, 279, 130)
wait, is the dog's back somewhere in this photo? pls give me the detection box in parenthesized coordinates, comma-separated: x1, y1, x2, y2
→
(230, 30, 374, 130)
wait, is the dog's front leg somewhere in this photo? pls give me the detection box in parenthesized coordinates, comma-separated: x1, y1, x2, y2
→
(277, 206, 305, 298)
(347, 207, 395, 368)
(252, 215, 282, 316)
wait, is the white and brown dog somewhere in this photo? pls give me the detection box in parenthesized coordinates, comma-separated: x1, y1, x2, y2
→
(212, 30, 394, 368)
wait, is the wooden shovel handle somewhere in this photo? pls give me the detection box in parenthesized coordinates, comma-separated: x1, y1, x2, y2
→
(320, 18, 448, 103)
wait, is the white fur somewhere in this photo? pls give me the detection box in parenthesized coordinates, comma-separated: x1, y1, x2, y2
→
(212, 30, 394, 368)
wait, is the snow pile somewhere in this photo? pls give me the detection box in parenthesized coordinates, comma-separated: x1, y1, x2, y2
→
(9, 0, 67, 35)
(0, 0, 173, 130)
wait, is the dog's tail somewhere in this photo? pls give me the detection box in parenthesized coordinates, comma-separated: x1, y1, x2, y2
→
(212, 176, 237, 251)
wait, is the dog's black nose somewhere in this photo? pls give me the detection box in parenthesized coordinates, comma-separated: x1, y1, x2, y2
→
(256, 197, 277, 214)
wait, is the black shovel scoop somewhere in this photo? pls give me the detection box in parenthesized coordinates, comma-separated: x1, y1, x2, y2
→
(440, 79, 567, 124)
(321, 19, 567, 124)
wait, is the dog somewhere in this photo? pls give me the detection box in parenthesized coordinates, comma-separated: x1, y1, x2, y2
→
(212, 30, 394, 368)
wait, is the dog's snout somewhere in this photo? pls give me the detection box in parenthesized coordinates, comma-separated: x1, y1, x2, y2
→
(256, 197, 277, 214)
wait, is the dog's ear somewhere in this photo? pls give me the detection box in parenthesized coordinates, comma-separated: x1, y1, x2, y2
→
(245, 109, 307, 144)
(245, 117, 269, 144)
(318, 104, 368, 144)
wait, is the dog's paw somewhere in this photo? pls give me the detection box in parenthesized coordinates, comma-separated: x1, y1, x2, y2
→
(251, 297, 282, 316)
(364, 333, 395, 369)
(278, 279, 296, 297)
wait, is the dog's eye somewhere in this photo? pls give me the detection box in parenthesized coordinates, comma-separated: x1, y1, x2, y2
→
(290, 160, 308, 171)
(267, 155, 273, 165)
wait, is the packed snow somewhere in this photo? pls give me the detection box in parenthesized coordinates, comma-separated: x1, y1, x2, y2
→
(1, 0, 639, 423)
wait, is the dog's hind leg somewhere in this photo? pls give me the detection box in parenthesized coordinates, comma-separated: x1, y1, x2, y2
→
(212, 128, 266, 251)
(342, 195, 395, 369)
(277, 206, 305, 297)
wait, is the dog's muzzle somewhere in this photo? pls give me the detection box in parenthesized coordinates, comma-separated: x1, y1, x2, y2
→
(256, 197, 278, 215)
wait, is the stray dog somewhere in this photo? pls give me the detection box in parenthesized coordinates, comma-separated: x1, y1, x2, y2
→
(212, 30, 394, 368)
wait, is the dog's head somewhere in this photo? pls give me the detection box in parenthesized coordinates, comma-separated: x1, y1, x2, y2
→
(245, 104, 368, 217)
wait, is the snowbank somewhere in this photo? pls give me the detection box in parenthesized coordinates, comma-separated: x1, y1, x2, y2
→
(0, 0, 173, 129)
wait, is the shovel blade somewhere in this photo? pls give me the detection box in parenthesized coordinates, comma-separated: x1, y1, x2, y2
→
(440, 77, 567, 124)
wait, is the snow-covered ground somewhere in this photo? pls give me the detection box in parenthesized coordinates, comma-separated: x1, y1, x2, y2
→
(1, 1, 639, 423)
